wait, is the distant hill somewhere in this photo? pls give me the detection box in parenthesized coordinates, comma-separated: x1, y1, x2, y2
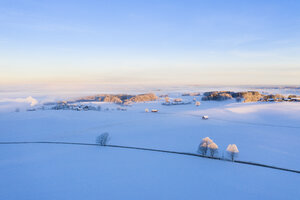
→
(202, 91, 293, 102)
(69, 93, 158, 104)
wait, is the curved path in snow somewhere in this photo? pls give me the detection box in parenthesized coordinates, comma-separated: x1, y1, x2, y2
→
(0, 141, 299, 174)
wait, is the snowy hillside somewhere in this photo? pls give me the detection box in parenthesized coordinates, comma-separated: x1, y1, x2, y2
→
(0, 90, 300, 200)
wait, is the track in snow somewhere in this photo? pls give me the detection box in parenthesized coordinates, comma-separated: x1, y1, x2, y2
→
(0, 141, 299, 174)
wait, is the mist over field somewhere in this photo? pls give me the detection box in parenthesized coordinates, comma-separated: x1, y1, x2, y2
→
(1, 0, 300, 199)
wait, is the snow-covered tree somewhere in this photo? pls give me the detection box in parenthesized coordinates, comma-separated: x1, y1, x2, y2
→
(226, 144, 239, 161)
(198, 137, 213, 155)
(208, 142, 218, 157)
(96, 132, 110, 146)
(198, 142, 208, 155)
(203, 137, 213, 144)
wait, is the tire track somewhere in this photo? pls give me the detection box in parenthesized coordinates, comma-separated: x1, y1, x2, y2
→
(0, 141, 299, 174)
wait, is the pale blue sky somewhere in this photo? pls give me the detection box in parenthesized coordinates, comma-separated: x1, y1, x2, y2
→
(0, 0, 300, 85)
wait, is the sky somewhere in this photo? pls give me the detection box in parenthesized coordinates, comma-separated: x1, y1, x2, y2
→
(0, 0, 300, 86)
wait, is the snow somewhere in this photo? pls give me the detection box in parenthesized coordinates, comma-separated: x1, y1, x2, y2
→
(225, 102, 300, 114)
(227, 144, 239, 153)
(0, 144, 299, 200)
(0, 89, 300, 199)
(208, 142, 218, 149)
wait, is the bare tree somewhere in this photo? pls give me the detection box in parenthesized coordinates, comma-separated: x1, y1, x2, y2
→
(226, 144, 239, 161)
(236, 97, 242, 102)
(208, 142, 218, 157)
(96, 132, 110, 146)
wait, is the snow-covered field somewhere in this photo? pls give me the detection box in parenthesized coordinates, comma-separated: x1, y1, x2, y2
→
(1, 90, 300, 200)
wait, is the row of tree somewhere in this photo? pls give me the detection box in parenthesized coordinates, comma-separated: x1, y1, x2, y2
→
(96, 133, 239, 161)
(198, 137, 239, 161)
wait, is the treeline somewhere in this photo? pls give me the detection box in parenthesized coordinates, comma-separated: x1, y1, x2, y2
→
(61, 93, 158, 105)
(198, 137, 239, 161)
(202, 91, 300, 102)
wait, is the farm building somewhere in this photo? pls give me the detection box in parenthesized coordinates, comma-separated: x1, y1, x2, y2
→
(174, 98, 182, 102)
(202, 115, 209, 120)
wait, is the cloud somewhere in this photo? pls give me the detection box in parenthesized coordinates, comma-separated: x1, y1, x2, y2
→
(0, 96, 38, 107)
